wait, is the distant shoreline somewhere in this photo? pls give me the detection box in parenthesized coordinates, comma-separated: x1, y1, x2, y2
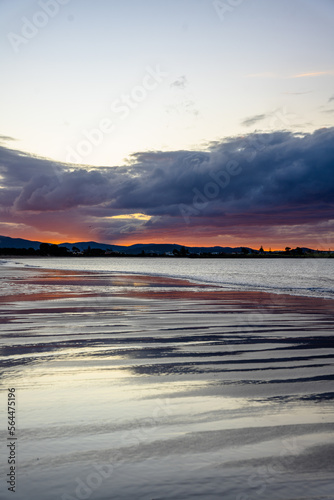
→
(0, 253, 333, 259)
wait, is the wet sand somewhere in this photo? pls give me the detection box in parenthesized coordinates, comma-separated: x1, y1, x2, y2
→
(0, 267, 334, 500)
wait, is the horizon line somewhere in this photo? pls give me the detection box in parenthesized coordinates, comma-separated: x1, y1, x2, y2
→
(0, 234, 330, 252)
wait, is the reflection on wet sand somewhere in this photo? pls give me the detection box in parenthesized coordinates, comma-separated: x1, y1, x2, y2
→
(0, 267, 333, 500)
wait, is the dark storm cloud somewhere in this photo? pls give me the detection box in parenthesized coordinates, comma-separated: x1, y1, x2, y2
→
(14, 169, 112, 211)
(0, 127, 334, 240)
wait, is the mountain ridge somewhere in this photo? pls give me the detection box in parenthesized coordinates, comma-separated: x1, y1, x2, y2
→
(0, 235, 254, 254)
(0, 235, 318, 255)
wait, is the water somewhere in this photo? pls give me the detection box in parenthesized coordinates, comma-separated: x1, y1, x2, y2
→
(0, 258, 333, 499)
(1, 256, 333, 299)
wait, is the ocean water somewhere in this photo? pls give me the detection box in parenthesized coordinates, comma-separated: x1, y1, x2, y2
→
(0, 259, 334, 499)
(1, 256, 334, 299)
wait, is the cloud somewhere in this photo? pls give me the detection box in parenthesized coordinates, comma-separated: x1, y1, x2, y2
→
(291, 71, 334, 78)
(0, 127, 334, 246)
(166, 99, 199, 117)
(107, 213, 152, 221)
(245, 73, 278, 79)
(329, 96, 334, 103)
(170, 75, 188, 89)
(0, 135, 16, 142)
(245, 71, 334, 80)
(241, 114, 268, 127)
(13, 169, 111, 211)
(167, 76, 199, 117)
(282, 91, 312, 95)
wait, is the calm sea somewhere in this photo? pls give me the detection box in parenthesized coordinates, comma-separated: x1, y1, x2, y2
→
(1, 257, 334, 499)
(1, 257, 334, 299)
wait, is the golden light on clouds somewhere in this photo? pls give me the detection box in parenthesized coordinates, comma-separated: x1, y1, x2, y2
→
(107, 213, 152, 221)
(246, 70, 334, 79)
(292, 70, 334, 78)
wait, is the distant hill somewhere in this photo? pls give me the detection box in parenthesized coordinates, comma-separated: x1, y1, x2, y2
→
(59, 241, 254, 254)
(59, 240, 117, 251)
(0, 235, 43, 250)
(0, 235, 253, 254)
(0, 235, 320, 256)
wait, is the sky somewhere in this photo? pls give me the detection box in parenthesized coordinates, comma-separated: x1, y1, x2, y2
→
(0, 0, 333, 249)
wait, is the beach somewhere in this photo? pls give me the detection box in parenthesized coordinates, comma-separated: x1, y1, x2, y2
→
(1, 265, 334, 500)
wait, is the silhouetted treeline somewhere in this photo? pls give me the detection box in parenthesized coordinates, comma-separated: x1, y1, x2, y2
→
(0, 247, 39, 256)
(0, 243, 70, 256)
(39, 243, 70, 256)
(0, 243, 332, 258)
